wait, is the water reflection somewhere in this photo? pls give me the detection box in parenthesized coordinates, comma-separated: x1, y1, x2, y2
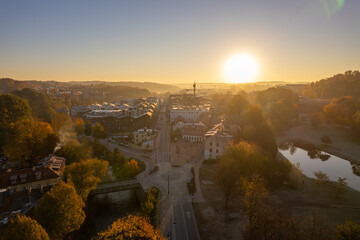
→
(279, 143, 360, 191)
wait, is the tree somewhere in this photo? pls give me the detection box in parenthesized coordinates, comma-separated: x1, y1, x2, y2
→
(240, 105, 277, 156)
(13, 88, 57, 123)
(4, 119, 60, 167)
(124, 159, 140, 178)
(65, 159, 109, 201)
(321, 135, 332, 144)
(141, 187, 159, 215)
(34, 181, 85, 240)
(0, 94, 31, 147)
(313, 171, 330, 190)
(0, 93, 31, 127)
(335, 220, 360, 240)
(95, 215, 165, 240)
(56, 139, 92, 165)
(74, 118, 84, 135)
(214, 158, 238, 208)
(93, 122, 106, 139)
(241, 175, 269, 240)
(51, 112, 72, 133)
(353, 111, 360, 137)
(84, 120, 92, 136)
(332, 177, 348, 199)
(2, 215, 50, 240)
(225, 93, 249, 123)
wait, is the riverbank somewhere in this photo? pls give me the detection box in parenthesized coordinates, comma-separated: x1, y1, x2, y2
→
(276, 123, 360, 164)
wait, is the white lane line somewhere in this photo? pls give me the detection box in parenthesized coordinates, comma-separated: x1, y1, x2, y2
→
(181, 204, 189, 240)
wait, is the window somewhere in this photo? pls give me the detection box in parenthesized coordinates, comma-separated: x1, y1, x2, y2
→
(216, 142, 219, 147)
(210, 142, 212, 146)
(210, 148, 212, 153)
(216, 149, 219, 153)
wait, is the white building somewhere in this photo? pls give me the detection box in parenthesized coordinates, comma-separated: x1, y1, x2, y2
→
(204, 123, 232, 160)
(170, 105, 210, 123)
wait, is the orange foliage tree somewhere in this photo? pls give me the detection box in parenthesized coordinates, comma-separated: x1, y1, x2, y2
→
(95, 215, 165, 240)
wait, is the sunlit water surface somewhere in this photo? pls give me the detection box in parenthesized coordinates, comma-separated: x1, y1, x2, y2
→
(279, 147, 360, 191)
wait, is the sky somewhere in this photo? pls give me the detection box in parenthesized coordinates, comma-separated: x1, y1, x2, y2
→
(0, 0, 359, 84)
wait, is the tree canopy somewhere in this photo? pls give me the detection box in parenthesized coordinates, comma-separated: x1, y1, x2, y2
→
(4, 118, 60, 167)
(2, 215, 50, 240)
(255, 87, 299, 131)
(65, 158, 109, 201)
(302, 70, 360, 99)
(93, 122, 106, 139)
(13, 88, 57, 123)
(0, 93, 31, 148)
(95, 215, 165, 240)
(56, 139, 92, 165)
(34, 181, 85, 240)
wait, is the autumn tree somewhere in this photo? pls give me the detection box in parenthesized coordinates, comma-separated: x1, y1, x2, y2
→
(323, 96, 360, 126)
(84, 120, 92, 136)
(74, 118, 84, 135)
(56, 139, 92, 165)
(13, 88, 57, 122)
(4, 118, 60, 167)
(124, 159, 140, 178)
(0, 94, 31, 147)
(95, 215, 165, 240)
(51, 112, 72, 133)
(241, 175, 269, 240)
(34, 181, 85, 240)
(240, 105, 277, 157)
(65, 159, 109, 201)
(255, 87, 299, 131)
(225, 93, 249, 123)
(335, 220, 360, 240)
(141, 187, 159, 215)
(214, 158, 238, 208)
(2, 215, 50, 240)
(93, 122, 106, 139)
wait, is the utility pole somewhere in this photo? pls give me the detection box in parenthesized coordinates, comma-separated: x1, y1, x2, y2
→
(168, 173, 170, 195)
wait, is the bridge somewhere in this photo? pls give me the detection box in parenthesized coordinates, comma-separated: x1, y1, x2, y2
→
(89, 180, 145, 200)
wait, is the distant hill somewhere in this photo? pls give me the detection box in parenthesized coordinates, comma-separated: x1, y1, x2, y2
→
(302, 70, 360, 99)
(67, 81, 180, 93)
(0, 78, 180, 94)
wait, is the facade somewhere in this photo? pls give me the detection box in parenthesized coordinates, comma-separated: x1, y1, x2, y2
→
(0, 156, 65, 194)
(170, 105, 210, 123)
(182, 125, 206, 142)
(204, 123, 232, 160)
(73, 97, 160, 134)
(133, 128, 154, 144)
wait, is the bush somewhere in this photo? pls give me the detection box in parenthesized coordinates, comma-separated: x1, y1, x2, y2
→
(321, 135, 332, 144)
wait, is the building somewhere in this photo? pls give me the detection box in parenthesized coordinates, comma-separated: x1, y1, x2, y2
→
(170, 105, 210, 123)
(0, 156, 65, 194)
(182, 125, 206, 142)
(204, 123, 232, 160)
(133, 128, 154, 144)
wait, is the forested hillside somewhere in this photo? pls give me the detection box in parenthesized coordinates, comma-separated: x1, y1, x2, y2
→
(302, 70, 360, 98)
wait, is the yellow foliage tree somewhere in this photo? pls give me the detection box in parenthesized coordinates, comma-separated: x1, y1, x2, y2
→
(95, 215, 165, 240)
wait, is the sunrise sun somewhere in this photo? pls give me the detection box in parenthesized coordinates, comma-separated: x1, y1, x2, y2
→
(223, 53, 260, 83)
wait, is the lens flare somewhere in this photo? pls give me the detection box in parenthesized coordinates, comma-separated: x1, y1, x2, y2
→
(319, 0, 345, 18)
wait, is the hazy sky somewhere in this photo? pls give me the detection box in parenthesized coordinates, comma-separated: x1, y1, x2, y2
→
(1, 0, 359, 83)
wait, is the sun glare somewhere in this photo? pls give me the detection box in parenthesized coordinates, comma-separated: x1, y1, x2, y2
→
(223, 53, 260, 84)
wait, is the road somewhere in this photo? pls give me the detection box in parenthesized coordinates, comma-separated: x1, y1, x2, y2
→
(150, 104, 201, 240)
(102, 103, 201, 240)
